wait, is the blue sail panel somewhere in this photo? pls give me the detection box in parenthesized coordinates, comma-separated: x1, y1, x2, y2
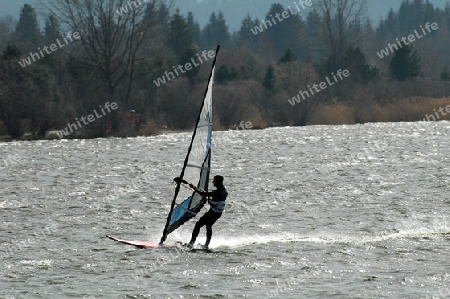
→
(169, 196, 192, 226)
(167, 195, 207, 235)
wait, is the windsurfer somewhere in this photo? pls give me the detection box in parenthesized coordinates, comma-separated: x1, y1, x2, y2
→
(186, 175, 228, 249)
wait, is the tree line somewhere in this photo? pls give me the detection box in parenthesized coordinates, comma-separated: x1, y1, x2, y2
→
(0, 0, 450, 139)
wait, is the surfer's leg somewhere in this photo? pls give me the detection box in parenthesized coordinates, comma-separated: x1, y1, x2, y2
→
(205, 225, 212, 248)
(189, 222, 202, 245)
(204, 213, 221, 248)
(189, 213, 209, 245)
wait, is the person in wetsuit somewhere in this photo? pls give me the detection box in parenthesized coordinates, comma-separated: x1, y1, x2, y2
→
(186, 175, 228, 249)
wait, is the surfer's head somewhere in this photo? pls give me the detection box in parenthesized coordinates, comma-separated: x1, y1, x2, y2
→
(213, 175, 224, 186)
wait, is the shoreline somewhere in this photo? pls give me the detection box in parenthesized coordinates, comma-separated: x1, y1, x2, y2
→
(0, 119, 449, 143)
(2, 96, 450, 142)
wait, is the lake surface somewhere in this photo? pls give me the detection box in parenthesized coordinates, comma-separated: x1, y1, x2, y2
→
(1, 122, 449, 299)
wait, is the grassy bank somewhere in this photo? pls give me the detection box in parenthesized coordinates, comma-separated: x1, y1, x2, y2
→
(1, 97, 450, 141)
(308, 97, 450, 125)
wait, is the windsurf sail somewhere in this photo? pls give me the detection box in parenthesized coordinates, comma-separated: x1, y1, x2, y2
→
(160, 45, 220, 244)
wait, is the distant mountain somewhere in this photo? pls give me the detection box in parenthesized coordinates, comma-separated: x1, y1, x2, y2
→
(1, 0, 449, 31)
(175, 0, 450, 30)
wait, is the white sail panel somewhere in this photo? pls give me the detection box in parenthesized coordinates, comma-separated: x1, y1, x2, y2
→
(164, 65, 216, 235)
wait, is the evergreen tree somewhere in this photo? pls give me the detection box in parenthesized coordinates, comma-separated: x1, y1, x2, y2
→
(263, 65, 275, 92)
(0, 45, 26, 138)
(15, 4, 40, 52)
(377, 0, 440, 38)
(263, 4, 305, 58)
(237, 14, 260, 49)
(389, 44, 421, 81)
(278, 48, 297, 64)
(187, 12, 201, 47)
(397, 0, 410, 33)
(2, 44, 21, 60)
(341, 46, 378, 83)
(305, 9, 322, 61)
(179, 45, 200, 86)
(216, 12, 230, 43)
(201, 11, 230, 49)
(377, 8, 397, 38)
(446, 2, 450, 34)
(167, 9, 194, 59)
(43, 15, 62, 64)
(441, 66, 450, 81)
(44, 15, 61, 40)
(154, 3, 170, 37)
(202, 12, 217, 49)
(306, 9, 321, 35)
(216, 65, 238, 84)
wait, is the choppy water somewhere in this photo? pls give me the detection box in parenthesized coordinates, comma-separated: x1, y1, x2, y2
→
(1, 122, 449, 299)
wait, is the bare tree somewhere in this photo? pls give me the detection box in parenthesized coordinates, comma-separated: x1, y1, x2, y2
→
(38, 0, 171, 105)
(314, 0, 368, 68)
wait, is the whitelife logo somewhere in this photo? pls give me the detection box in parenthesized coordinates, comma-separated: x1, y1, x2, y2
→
(153, 49, 216, 87)
(250, 0, 313, 35)
(376, 22, 439, 59)
(18, 31, 81, 68)
(288, 69, 350, 106)
(56, 101, 118, 138)
(116, 0, 151, 16)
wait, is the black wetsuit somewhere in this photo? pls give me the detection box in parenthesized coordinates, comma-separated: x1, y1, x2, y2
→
(189, 185, 228, 246)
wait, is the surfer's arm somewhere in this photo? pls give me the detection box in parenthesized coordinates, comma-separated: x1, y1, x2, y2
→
(188, 183, 214, 197)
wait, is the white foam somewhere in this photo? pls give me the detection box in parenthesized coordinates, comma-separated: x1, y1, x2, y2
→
(198, 219, 450, 248)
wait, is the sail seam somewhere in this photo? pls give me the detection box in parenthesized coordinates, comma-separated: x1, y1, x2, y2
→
(186, 164, 210, 170)
(197, 123, 213, 128)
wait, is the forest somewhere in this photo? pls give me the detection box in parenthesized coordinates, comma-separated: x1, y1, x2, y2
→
(0, 0, 449, 140)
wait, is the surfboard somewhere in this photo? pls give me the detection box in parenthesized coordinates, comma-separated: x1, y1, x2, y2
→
(190, 244, 213, 252)
(106, 235, 172, 249)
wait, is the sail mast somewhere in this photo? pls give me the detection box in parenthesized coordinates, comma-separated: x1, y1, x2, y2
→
(160, 45, 220, 244)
